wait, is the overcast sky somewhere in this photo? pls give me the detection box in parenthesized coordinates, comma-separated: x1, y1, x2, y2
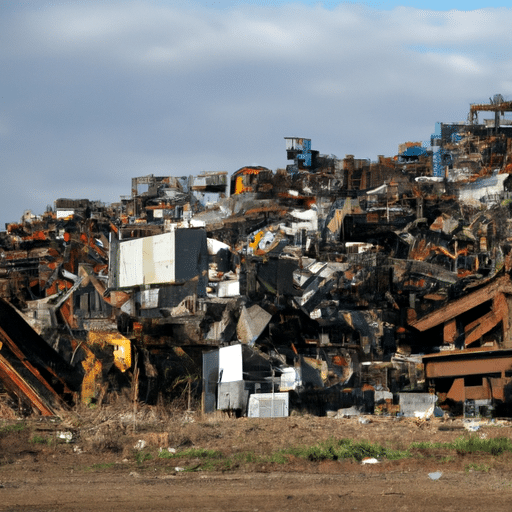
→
(1, 1, 511, 227)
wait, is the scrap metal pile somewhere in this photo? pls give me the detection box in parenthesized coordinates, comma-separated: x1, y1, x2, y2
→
(3, 96, 512, 418)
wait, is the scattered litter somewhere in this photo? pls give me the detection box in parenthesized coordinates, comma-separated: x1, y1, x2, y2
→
(358, 417, 372, 425)
(433, 406, 444, 418)
(158, 447, 176, 454)
(361, 458, 379, 464)
(57, 431, 74, 443)
(134, 440, 147, 450)
(129, 471, 140, 478)
(428, 471, 443, 481)
(174, 467, 185, 472)
(463, 421, 482, 432)
(336, 406, 362, 418)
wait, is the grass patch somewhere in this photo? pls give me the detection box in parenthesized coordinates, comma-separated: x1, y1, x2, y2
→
(410, 436, 512, 457)
(158, 448, 223, 460)
(449, 436, 512, 455)
(132, 435, 512, 473)
(30, 434, 51, 445)
(280, 438, 410, 462)
(0, 422, 26, 435)
(271, 436, 512, 464)
(86, 462, 117, 471)
(234, 451, 260, 463)
(410, 441, 446, 450)
(135, 451, 153, 464)
(465, 463, 491, 473)
(264, 452, 289, 464)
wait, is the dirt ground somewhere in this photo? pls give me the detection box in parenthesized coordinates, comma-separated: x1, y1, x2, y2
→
(2, 407, 512, 511)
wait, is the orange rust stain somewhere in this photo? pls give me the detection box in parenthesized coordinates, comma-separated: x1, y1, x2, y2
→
(46, 283, 58, 296)
(332, 355, 348, 367)
(410, 239, 431, 261)
(404, 278, 426, 288)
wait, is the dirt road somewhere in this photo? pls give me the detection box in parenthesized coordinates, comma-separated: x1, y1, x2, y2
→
(3, 466, 512, 511)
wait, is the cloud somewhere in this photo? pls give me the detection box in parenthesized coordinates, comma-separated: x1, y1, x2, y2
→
(0, 1, 511, 226)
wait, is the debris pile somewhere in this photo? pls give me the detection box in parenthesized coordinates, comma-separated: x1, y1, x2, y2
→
(2, 96, 512, 418)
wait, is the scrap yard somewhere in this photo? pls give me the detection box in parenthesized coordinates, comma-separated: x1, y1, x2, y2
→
(5, 95, 512, 510)
(2, 95, 512, 420)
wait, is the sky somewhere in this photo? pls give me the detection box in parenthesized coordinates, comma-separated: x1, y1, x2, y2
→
(1, 0, 511, 227)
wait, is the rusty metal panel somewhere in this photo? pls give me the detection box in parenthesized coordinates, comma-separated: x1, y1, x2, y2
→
(443, 319, 457, 344)
(424, 350, 512, 379)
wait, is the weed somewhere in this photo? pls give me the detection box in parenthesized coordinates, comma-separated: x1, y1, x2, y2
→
(0, 422, 26, 435)
(158, 448, 222, 460)
(409, 436, 512, 456)
(135, 451, 153, 464)
(86, 462, 117, 471)
(410, 441, 445, 450)
(449, 436, 512, 455)
(264, 452, 289, 464)
(30, 434, 50, 445)
(281, 438, 409, 462)
(235, 451, 260, 463)
(465, 463, 491, 473)
(221, 459, 235, 471)
(194, 459, 218, 471)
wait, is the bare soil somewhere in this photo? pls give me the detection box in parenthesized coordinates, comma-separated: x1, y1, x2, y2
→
(2, 408, 512, 511)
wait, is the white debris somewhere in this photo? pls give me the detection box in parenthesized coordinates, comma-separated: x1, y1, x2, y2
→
(361, 457, 379, 465)
(134, 440, 147, 450)
(158, 447, 176, 454)
(57, 431, 73, 443)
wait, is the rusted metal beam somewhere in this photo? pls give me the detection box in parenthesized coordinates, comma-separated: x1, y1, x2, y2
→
(443, 319, 457, 344)
(409, 276, 512, 332)
(0, 326, 66, 414)
(0, 298, 80, 398)
(470, 101, 512, 113)
(424, 349, 512, 379)
(0, 352, 56, 416)
(464, 309, 501, 347)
